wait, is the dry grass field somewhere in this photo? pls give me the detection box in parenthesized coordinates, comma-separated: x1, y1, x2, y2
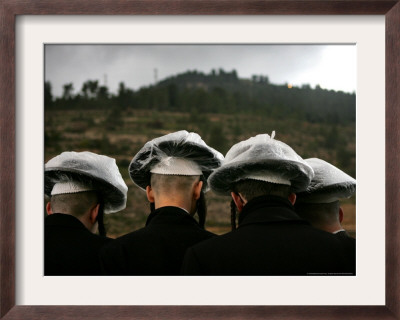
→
(45, 108, 356, 239)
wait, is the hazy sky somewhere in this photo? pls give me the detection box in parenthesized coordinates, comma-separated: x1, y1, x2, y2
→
(45, 44, 356, 97)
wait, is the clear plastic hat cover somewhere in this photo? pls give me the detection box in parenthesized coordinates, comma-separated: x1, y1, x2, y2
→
(45, 151, 128, 213)
(208, 132, 314, 195)
(296, 158, 356, 203)
(150, 157, 203, 175)
(129, 130, 224, 191)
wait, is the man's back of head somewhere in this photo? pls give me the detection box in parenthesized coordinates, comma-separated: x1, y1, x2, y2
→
(48, 190, 100, 230)
(232, 179, 291, 201)
(295, 158, 356, 234)
(229, 179, 295, 229)
(295, 200, 342, 233)
(147, 173, 203, 218)
(150, 173, 200, 202)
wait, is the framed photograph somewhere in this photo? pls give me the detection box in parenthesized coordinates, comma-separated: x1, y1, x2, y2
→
(1, 1, 399, 319)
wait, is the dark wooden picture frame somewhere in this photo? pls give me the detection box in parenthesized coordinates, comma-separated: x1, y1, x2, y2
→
(1, 1, 399, 319)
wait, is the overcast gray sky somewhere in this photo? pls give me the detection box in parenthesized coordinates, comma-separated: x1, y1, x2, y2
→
(45, 44, 356, 97)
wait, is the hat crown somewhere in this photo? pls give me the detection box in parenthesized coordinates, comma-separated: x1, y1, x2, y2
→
(129, 130, 223, 191)
(146, 130, 210, 150)
(224, 134, 303, 165)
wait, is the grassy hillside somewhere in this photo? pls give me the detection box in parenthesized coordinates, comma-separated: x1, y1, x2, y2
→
(45, 107, 356, 238)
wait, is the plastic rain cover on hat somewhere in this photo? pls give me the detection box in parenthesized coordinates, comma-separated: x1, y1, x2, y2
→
(208, 132, 314, 196)
(128, 130, 224, 191)
(45, 151, 128, 213)
(296, 158, 356, 203)
(150, 157, 203, 176)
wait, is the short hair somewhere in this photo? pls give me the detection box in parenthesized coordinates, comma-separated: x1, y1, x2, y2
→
(50, 191, 99, 217)
(46, 172, 122, 214)
(232, 179, 292, 202)
(294, 201, 340, 226)
(229, 179, 292, 230)
(150, 174, 207, 228)
(150, 174, 200, 197)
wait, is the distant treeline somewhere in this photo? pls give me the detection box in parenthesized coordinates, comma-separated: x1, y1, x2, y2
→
(45, 69, 355, 125)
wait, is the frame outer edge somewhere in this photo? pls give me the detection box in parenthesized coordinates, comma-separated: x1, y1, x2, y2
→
(0, 2, 16, 319)
(1, 0, 399, 15)
(0, 0, 399, 319)
(0, 305, 397, 320)
(386, 1, 400, 319)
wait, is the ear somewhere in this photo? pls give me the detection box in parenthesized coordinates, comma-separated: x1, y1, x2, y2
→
(146, 185, 155, 203)
(231, 192, 245, 212)
(46, 202, 53, 215)
(89, 203, 100, 224)
(193, 180, 203, 200)
(288, 193, 296, 205)
(339, 207, 344, 223)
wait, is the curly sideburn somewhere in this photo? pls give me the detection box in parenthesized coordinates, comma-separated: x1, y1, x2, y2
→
(196, 191, 206, 229)
(97, 201, 106, 237)
(230, 199, 237, 231)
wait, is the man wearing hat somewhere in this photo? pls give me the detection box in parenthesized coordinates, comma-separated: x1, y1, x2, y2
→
(44, 151, 128, 275)
(100, 130, 223, 275)
(182, 133, 354, 275)
(294, 158, 356, 272)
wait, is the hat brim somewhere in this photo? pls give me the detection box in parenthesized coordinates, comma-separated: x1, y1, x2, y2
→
(296, 181, 356, 203)
(208, 158, 313, 196)
(45, 167, 126, 213)
(129, 140, 221, 191)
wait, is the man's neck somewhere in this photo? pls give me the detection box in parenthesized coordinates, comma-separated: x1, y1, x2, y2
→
(154, 197, 192, 214)
(314, 222, 344, 234)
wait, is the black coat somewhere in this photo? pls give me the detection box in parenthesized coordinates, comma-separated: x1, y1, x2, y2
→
(182, 196, 355, 276)
(100, 206, 216, 275)
(335, 230, 356, 271)
(45, 213, 112, 276)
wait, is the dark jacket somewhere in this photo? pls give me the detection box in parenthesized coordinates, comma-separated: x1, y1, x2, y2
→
(335, 230, 356, 271)
(45, 213, 112, 276)
(182, 196, 355, 276)
(100, 206, 216, 275)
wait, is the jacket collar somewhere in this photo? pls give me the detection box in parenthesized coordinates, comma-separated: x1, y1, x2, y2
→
(45, 213, 88, 230)
(334, 229, 352, 238)
(145, 206, 200, 227)
(238, 195, 308, 228)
